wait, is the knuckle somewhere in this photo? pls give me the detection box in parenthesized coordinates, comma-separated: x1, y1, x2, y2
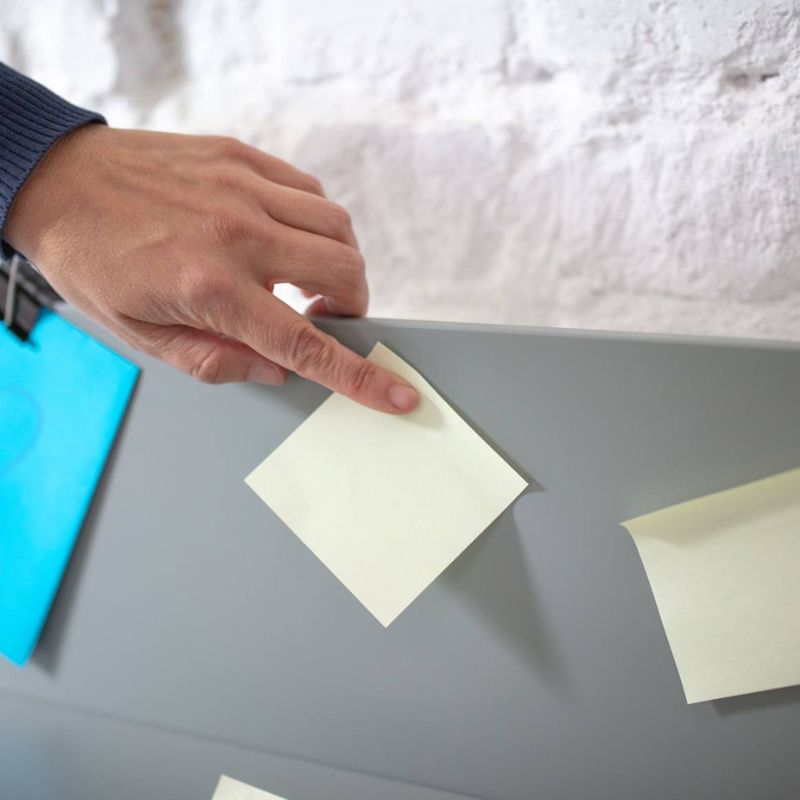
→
(189, 347, 226, 384)
(179, 268, 210, 307)
(285, 323, 331, 374)
(180, 267, 212, 306)
(345, 358, 377, 395)
(342, 246, 365, 275)
(210, 168, 243, 192)
(210, 208, 251, 246)
(180, 268, 232, 317)
(214, 135, 248, 160)
(328, 203, 352, 236)
(301, 173, 324, 195)
(257, 218, 279, 246)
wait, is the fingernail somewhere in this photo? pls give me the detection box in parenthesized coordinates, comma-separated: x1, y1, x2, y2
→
(389, 383, 418, 411)
(249, 363, 284, 386)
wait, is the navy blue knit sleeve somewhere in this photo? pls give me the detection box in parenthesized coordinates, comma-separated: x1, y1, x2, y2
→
(0, 62, 105, 252)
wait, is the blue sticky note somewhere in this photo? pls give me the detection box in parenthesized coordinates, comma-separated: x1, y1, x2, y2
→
(0, 310, 138, 665)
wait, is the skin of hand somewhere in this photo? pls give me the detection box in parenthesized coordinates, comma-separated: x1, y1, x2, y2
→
(3, 125, 419, 414)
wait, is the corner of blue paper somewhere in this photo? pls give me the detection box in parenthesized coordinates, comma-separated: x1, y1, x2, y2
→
(0, 310, 139, 666)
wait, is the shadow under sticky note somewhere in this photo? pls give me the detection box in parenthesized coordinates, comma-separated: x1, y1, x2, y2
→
(623, 467, 800, 704)
(0, 310, 138, 665)
(246, 342, 528, 627)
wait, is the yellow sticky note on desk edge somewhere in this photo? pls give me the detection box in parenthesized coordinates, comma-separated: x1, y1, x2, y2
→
(623, 467, 800, 704)
(246, 342, 528, 626)
(213, 775, 288, 800)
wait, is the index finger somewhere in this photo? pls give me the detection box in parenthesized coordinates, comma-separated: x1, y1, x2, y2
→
(226, 287, 419, 414)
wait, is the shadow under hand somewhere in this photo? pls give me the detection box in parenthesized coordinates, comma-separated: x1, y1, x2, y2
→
(441, 507, 570, 694)
(32, 389, 138, 675)
(713, 683, 800, 716)
(242, 372, 328, 420)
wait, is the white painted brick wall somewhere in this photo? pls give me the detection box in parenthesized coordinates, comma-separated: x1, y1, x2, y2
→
(1, 0, 798, 339)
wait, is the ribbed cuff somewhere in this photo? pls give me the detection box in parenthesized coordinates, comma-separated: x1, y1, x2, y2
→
(0, 62, 106, 256)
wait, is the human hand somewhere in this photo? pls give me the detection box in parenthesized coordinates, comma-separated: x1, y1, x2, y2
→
(3, 125, 418, 413)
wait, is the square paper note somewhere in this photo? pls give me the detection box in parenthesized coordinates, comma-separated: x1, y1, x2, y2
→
(213, 775, 287, 800)
(0, 310, 138, 665)
(246, 342, 527, 626)
(623, 467, 800, 703)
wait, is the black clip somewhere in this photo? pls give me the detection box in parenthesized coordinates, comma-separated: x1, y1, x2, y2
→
(1, 255, 61, 341)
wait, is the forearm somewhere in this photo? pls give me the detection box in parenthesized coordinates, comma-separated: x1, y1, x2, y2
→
(0, 61, 104, 253)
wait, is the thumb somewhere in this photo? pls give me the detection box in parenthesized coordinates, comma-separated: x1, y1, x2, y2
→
(148, 325, 288, 385)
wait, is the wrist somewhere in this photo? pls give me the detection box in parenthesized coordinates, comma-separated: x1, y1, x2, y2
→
(4, 123, 107, 263)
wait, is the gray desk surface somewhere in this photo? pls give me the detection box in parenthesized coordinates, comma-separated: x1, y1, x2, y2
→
(0, 690, 473, 800)
(2, 311, 800, 800)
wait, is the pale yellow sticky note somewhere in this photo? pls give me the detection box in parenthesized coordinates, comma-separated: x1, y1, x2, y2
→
(212, 775, 287, 800)
(623, 467, 800, 703)
(246, 342, 527, 626)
